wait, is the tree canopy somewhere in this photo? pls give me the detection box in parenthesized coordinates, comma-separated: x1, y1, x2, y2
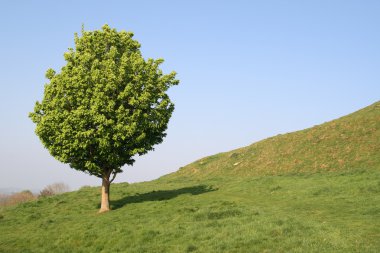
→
(30, 24, 179, 212)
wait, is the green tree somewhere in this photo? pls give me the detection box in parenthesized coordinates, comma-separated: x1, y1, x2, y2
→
(29, 25, 179, 212)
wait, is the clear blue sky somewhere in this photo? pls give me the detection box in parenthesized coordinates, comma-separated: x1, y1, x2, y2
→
(0, 1, 379, 192)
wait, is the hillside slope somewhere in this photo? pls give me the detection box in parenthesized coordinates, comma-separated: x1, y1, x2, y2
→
(1, 102, 379, 252)
(164, 101, 380, 180)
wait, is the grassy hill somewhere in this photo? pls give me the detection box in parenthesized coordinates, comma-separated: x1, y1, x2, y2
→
(0, 101, 379, 252)
(165, 101, 380, 180)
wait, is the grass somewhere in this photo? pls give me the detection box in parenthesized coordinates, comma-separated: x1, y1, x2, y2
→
(0, 101, 379, 252)
(166, 101, 380, 180)
(0, 169, 379, 252)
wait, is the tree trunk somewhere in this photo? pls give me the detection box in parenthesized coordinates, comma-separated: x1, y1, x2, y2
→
(99, 175, 111, 213)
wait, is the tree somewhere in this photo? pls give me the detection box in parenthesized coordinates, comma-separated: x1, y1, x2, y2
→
(29, 25, 179, 213)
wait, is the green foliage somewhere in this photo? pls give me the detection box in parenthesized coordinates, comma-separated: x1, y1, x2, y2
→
(0, 170, 379, 252)
(29, 24, 178, 178)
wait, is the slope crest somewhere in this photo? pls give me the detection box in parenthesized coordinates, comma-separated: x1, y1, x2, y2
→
(165, 101, 380, 180)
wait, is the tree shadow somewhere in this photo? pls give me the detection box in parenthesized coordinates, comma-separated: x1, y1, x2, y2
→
(111, 185, 217, 210)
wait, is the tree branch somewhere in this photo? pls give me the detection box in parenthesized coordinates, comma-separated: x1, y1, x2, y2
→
(109, 171, 117, 183)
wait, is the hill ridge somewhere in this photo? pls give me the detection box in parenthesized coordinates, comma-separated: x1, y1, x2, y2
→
(163, 101, 380, 180)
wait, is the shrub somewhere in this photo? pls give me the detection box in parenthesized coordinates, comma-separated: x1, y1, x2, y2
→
(39, 183, 69, 197)
(0, 193, 8, 205)
(0, 191, 37, 207)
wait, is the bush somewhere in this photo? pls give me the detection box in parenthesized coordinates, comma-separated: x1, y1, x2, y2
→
(39, 183, 69, 197)
(0, 191, 37, 207)
(39, 188, 54, 197)
(0, 193, 8, 205)
(9, 191, 36, 205)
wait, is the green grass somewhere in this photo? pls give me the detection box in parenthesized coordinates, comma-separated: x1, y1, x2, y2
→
(0, 170, 379, 252)
(166, 101, 380, 180)
(1, 101, 379, 252)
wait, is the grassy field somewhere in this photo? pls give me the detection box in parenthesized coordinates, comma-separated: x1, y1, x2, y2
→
(1, 101, 379, 252)
(0, 169, 379, 252)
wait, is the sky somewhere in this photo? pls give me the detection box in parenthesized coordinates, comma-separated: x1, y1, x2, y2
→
(0, 1, 379, 192)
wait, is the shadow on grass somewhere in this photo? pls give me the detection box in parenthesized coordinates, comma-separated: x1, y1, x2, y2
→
(111, 185, 217, 210)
